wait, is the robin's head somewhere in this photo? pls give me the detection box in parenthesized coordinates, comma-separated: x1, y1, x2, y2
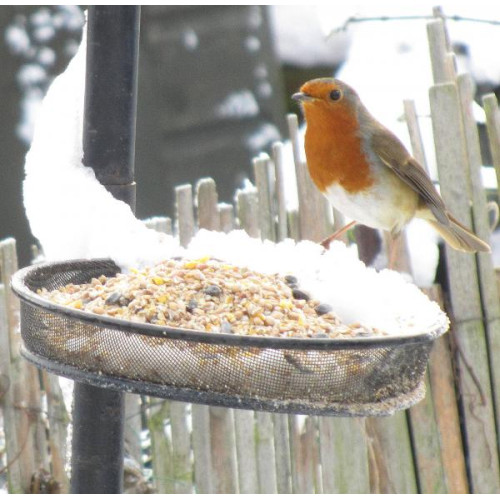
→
(292, 78, 360, 118)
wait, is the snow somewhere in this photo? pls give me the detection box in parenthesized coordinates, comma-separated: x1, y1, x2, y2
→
(4, 24, 31, 54)
(182, 28, 198, 51)
(246, 123, 281, 151)
(5, 6, 85, 144)
(269, 5, 350, 67)
(23, 11, 447, 337)
(245, 35, 261, 53)
(216, 89, 259, 119)
(23, 26, 181, 271)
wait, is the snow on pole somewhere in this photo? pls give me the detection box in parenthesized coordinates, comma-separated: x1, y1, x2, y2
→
(23, 11, 179, 271)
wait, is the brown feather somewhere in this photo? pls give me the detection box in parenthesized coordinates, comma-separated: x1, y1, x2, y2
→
(370, 125, 448, 225)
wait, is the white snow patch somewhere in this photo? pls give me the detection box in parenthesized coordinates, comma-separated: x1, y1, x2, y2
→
(182, 28, 198, 51)
(245, 35, 261, 53)
(4, 24, 30, 54)
(23, 27, 181, 271)
(216, 90, 259, 119)
(246, 123, 281, 151)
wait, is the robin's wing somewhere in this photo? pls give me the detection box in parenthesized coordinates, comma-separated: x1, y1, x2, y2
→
(370, 126, 449, 225)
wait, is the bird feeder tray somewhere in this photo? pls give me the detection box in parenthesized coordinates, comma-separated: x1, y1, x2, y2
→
(12, 258, 448, 416)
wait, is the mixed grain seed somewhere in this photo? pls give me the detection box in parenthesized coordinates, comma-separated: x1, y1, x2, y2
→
(38, 257, 384, 338)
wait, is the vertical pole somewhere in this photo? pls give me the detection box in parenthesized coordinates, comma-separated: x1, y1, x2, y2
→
(70, 6, 141, 494)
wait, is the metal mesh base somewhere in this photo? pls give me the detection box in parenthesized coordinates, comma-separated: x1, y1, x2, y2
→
(12, 259, 448, 416)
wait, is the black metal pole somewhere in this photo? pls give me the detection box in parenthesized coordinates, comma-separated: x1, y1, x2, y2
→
(71, 6, 141, 494)
(82, 5, 140, 209)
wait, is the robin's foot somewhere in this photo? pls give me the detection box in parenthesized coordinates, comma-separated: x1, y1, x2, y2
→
(320, 220, 357, 249)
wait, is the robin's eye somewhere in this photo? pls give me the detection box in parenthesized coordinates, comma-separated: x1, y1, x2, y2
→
(329, 89, 341, 101)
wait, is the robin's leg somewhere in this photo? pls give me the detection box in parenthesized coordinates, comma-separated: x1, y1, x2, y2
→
(320, 220, 357, 249)
(386, 230, 411, 271)
(387, 234, 400, 270)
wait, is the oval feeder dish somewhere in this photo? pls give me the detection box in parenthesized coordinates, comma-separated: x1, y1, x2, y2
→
(11, 259, 449, 417)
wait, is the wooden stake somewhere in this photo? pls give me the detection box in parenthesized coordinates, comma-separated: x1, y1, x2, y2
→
(429, 81, 500, 493)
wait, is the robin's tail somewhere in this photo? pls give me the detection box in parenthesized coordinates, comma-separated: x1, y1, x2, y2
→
(426, 213, 490, 253)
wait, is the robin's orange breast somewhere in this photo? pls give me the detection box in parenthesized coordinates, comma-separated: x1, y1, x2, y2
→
(303, 102, 374, 194)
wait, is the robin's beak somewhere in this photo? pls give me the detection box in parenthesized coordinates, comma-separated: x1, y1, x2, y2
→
(292, 92, 314, 102)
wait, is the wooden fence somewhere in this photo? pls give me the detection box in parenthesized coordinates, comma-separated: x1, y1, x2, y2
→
(1, 11, 500, 494)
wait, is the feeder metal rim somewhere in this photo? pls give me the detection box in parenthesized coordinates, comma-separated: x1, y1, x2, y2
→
(20, 346, 425, 417)
(11, 258, 449, 351)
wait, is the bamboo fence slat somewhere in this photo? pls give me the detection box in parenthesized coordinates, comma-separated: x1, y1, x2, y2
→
(272, 142, 288, 242)
(366, 414, 418, 493)
(253, 154, 276, 242)
(169, 401, 193, 493)
(0, 238, 45, 493)
(287, 113, 331, 242)
(321, 417, 370, 493)
(402, 98, 449, 493)
(196, 178, 220, 232)
(175, 184, 196, 247)
(218, 203, 235, 233)
(255, 412, 277, 493)
(183, 180, 212, 494)
(483, 93, 500, 196)
(403, 99, 429, 170)
(427, 20, 454, 84)
(236, 188, 259, 238)
(197, 178, 238, 493)
(457, 74, 500, 448)
(191, 404, 213, 494)
(233, 409, 258, 493)
(209, 407, 237, 493)
(429, 81, 500, 493)
(0, 283, 22, 492)
(303, 416, 320, 493)
(288, 415, 309, 493)
(407, 372, 447, 493)
(147, 400, 173, 493)
(287, 209, 300, 242)
(41, 371, 70, 493)
(273, 413, 292, 493)
(124, 394, 142, 464)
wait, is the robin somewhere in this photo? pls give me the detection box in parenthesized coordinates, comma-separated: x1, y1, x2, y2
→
(292, 78, 490, 253)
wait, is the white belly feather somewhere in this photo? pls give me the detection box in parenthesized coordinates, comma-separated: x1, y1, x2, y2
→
(324, 174, 418, 233)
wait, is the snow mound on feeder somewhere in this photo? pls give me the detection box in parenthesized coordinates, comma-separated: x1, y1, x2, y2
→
(23, 26, 181, 270)
(184, 229, 448, 336)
